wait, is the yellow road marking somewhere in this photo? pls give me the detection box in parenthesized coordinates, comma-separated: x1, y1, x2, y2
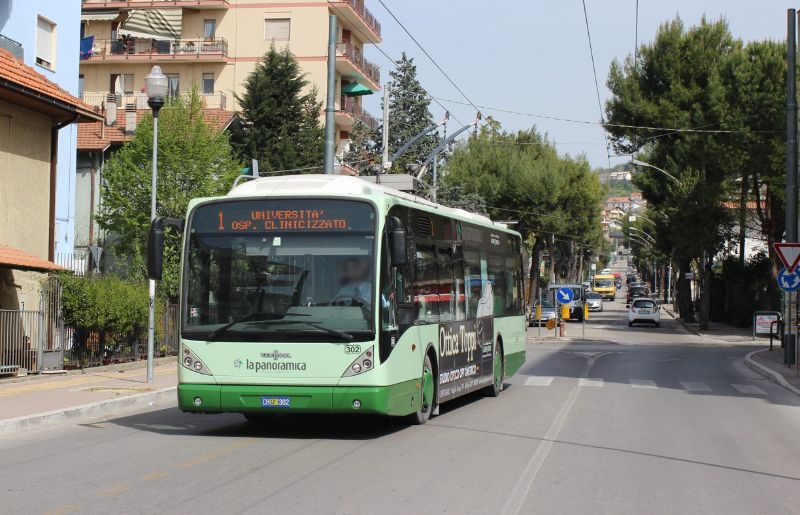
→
(174, 440, 255, 470)
(141, 471, 168, 481)
(99, 483, 132, 497)
(43, 504, 82, 515)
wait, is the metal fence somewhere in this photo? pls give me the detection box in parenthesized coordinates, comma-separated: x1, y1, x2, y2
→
(62, 303, 180, 369)
(0, 275, 179, 376)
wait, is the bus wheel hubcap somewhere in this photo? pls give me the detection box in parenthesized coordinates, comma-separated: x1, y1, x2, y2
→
(422, 366, 433, 411)
(494, 349, 501, 387)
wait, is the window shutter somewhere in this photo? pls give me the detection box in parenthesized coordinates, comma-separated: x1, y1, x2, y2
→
(264, 19, 290, 41)
(37, 17, 53, 65)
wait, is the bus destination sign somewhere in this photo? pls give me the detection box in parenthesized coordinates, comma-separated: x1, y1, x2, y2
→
(193, 199, 375, 233)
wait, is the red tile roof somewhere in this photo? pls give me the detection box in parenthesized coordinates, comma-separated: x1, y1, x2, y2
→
(77, 107, 236, 151)
(0, 245, 62, 272)
(0, 49, 102, 122)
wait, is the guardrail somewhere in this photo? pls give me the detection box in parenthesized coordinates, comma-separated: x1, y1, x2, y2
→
(338, 41, 380, 85)
(87, 38, 228, 60)
(81, 91, 227, 110)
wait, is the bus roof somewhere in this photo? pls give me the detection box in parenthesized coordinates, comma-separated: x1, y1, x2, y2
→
(224, 174, 516, 234)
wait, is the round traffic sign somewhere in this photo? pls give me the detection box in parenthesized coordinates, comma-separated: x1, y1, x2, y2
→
(556, 287, 574, 304)
(777, 267, 800, 293)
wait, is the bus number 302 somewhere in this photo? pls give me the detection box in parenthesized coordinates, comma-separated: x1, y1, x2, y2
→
(344, 345, 361, 354)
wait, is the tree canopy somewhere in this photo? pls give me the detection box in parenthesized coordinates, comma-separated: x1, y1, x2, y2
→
(230, 46, 324, 173)
(98, 90, 242, 298)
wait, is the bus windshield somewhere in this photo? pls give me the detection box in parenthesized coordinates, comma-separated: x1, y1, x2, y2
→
(594, 279, 614, 288)
(183, 199, 377, 342)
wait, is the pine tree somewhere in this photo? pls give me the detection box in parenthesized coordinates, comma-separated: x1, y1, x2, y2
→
(230, 46, 324, 173)
(343, 120, 380, 174)
(384, 53, 440, 174)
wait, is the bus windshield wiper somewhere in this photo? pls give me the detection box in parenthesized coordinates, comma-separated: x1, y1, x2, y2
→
(207, 312, 310, 341)
(251, 319, 355, 341)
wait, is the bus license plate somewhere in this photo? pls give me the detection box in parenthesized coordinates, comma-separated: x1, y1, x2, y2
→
(261, 396, 290, 408)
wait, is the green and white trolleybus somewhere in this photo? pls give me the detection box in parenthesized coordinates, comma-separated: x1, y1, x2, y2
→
(148, 175, 526, 424)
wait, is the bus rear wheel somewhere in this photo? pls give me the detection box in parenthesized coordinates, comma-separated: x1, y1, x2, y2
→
(408, 354, 435, 425)
(485, 341, 504, 397)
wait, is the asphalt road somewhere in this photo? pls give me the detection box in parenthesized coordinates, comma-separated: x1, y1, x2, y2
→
(3, 263, 800, 514)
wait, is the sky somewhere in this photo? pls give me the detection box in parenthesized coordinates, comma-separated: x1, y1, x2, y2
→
(361, 1, 796, 169)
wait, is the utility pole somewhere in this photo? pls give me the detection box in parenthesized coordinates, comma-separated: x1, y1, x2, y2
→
(323, 15, 337, 175)
(379, 84, 390, 184)
(786, 9, 797, 364)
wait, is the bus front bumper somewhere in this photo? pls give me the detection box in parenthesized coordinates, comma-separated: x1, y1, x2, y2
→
(178, 382, 417, 416)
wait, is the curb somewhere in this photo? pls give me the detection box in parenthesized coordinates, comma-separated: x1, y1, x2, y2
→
(0, 386, 177, 435)
(745, 350, 800, 397)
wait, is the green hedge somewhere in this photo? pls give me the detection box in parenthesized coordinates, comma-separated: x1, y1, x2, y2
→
(58, 273, 150, 342)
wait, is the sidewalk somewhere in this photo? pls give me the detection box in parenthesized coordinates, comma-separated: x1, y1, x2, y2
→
(746, 348, 800, 396)
(0, 359, 177, 434)
(663, 305, 769, 344)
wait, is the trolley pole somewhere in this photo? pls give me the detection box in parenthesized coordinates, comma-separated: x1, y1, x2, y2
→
(323, 15, 337, 175)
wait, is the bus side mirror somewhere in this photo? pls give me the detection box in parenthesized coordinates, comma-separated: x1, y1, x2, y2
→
(147, 217, 185, 281)
(387, 216, 407, 267)
(147, 221, 164, 280)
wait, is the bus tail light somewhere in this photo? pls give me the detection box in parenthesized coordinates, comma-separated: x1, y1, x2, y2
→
(181, 344, 213, 376)
(342, 346, 374, 377)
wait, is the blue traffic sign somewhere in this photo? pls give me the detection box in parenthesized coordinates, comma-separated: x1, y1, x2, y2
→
(777, 267, 800, 293)
(556, 287, 575, 304)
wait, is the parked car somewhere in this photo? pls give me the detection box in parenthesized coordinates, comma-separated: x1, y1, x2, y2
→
(627, 285, 647, 303)
(585, 291, 603, 312)
(627, 298, 661, 327)
(529, 299, 558, 327)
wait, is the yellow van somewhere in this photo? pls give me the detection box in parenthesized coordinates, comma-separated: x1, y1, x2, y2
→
(592, 274, 616, 301)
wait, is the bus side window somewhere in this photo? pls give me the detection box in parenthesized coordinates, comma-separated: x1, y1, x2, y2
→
(437, 248, 455, 322)
(413, 246, 439, 323)
(464, 250, 480, 319)
(453, 249, 466, 321)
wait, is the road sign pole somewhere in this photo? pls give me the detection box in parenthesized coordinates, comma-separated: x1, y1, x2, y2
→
(537, 288, 542, 340)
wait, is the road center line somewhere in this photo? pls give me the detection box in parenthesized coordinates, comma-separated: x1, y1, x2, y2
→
(501, 352, 611, 515)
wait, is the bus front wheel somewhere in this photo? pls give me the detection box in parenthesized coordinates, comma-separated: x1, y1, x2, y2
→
(408, 353, 436, 425)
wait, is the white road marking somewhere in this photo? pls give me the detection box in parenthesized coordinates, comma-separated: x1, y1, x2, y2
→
(731, 384, 767, 395)
(630, 379, 658, 389)
(524, 376, 554, 386)
(502, 352, 612, 515)
(578, 378, 604, 387)
(680, 381, 712, 393)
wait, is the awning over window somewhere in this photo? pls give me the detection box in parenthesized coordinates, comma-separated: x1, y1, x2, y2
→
(120, 9, 182, 40)
(81, 11, 120, 22)
(341, 82, 374, 97)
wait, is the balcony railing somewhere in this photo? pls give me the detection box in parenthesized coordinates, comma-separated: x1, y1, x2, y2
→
(0, 34, 23, 61)
(340, 97, 379, 131)
(81, 0, 230, 7)
(330, 0, 381, 39)
(85, 38, 227, 60)
(81, 91, 228, 110)
(337, 41, 380, 86)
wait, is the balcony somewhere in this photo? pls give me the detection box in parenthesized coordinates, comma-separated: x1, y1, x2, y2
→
(336, 42, 379, 90)
(81, 38, 228, 63)
(329, 0, 381, 43)
(336, 97, 379, 131)
(81, 0, 229, 9)
(81, 91, 228, 110)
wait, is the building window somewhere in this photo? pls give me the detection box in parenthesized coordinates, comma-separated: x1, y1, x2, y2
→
(166, 74, 179, 98)
(78, 74, 84, 97)
(202, 73, 214, 95)
(36, 16, 56, 70)
(204, 19, 216, 40)
(123, 73, 134, 94)
(264, 18, 290, 41)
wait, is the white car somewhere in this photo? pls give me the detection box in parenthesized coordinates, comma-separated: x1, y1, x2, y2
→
(627, 298, 660, 327)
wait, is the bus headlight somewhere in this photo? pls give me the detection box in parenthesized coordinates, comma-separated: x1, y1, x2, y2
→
(342, 346, 375, 378)
(181, 344, 213, 376)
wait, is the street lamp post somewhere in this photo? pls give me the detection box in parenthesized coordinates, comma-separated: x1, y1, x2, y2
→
(144, 65, 168, 384)
(630, 159, 680, 183)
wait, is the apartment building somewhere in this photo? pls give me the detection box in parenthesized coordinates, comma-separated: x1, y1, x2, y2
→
(79, 0, 382, 158)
